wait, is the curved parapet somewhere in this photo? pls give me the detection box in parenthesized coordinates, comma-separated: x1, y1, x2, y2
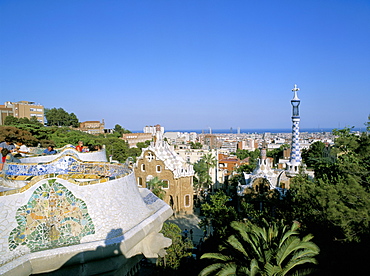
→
(0, 171, 173, 275)
(21, 145, 108, 163)
(4, 154, 128, 178)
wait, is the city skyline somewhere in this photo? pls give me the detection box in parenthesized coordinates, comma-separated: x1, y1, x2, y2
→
(1, 0, 369, 130)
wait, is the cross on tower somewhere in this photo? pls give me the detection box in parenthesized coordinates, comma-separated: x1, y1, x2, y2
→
(292, 84, 300, 92)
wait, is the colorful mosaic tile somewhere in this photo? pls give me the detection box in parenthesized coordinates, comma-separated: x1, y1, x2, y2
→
(8, 179, 95, 252)
(143, 193, 159, 205)
(4, 155, 130, 178)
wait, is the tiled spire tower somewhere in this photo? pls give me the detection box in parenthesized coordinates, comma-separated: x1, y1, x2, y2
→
(286, 84, 302, 176)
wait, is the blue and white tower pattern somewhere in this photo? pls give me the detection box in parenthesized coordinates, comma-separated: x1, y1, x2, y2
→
(286, 84, 302, 176)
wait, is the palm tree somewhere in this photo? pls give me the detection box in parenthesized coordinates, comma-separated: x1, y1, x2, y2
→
(147, 176, 166, 200)
(203, 153, 217, 175)
(200, 219, 319, 276)
(203, 153, 217, 191)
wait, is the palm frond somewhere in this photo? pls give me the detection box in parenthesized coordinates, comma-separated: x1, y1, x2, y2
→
(227, 234, 250, 258)
(249, 258, 262, 276)
(201, 252, 233, 262)
(199, 263, 225, 276)
(216, 263, 238, 276)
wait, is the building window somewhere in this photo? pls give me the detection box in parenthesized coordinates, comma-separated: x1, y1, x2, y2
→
(138, 177, 143, 186)
(141, 164, 145, 172)
(146, 152, 155, 162)
(184, 195, 190, 207)
(156, 165, 161, 173)
(162, 180, 169, 189)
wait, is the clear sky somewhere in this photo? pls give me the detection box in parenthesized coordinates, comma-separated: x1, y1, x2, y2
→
(1, 0, 369, 131)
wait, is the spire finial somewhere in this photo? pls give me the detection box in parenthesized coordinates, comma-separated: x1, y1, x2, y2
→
(292, 84, 300, 92)
(292, 84, 300, 100)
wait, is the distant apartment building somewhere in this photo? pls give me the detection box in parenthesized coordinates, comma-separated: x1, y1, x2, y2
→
(218, 153, 241, 176)
(0, 105, 14, 125)
(238, 139, 259, 151)
(199, 134, 220, 150)
(3, 101, 44, 124)
(176, 148, 209, 164)
(220, 140, 238, 153)
(143, 124, 164, 136)
(79, 120, 105, 135)
(121, 133, 153, 148)
(163, 131, 198, 145)
(175, 148, 225, 185)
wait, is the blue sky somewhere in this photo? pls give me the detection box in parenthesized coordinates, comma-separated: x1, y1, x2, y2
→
(1, 0, 369, 131)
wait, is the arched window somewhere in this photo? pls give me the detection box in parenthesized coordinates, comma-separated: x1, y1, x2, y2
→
(141, 164, 145, 172)
(156, 165, 161, 173)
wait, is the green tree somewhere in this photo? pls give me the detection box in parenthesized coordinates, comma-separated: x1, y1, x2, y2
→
(136, 140, 151, 149)
(4, 115, 43, 127)
(301, 141, 327, 168)
(203, 153, 217, 175)
(234, 149, 260, 173)
(289, 172, 370, 243)
(200, 219, 319, 276)
(101, 137, 132, 162)
(44, 107, 79, 127)
(3, 115, 20, 125)
(279, 124, 370, 274)
(236, 163, 256, 174)
(0, 126, 38, 146)
(18, 117, 31, 124)
(234, 148, 259, 161)
(68, 112, 79, 128)
(267, 144, 290, 166)
(147, 176, 166, 200)
(112, 124, 131, 137)
(156, 222, 193, 270)
(200, 191, 238, 239)
(190, 141, 203, 149)
(194, 158, 211, 191)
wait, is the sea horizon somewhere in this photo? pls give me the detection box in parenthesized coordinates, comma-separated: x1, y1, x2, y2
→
(131, 127, 366, 134)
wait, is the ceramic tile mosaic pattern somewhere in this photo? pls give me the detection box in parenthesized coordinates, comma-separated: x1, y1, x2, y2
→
(4, 155, 130, 178)
(8, 179, 95, 252)
(143, 193, 159, 205)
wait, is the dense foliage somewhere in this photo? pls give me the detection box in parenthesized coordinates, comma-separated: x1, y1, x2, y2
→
(233, 149, 259, 173)
(200, 219, 319, 276)
(200, 191, 238, 239)
(112, 124, 131, 137)
(44, 108, 79, 127)
(0, 122, 146, 163)
(199, 120, 370, 275)
(193, 153, 217, 191)
(157, 222, 193, 270)
(190, 142, 203, 149)
(147, 176, 167, 200)
(266, 144, 290, 166)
